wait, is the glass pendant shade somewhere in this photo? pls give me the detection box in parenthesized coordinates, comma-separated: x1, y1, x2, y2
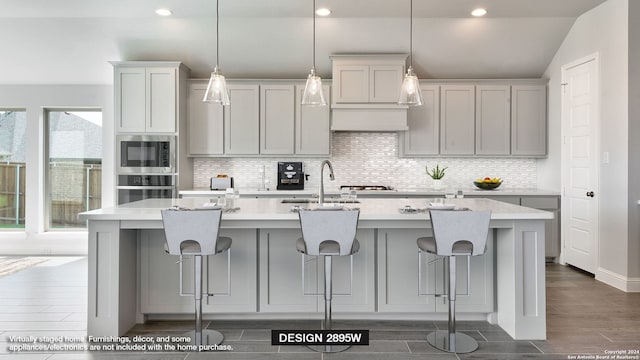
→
(203, 67, 230, 105)
(398, 66, 423, 106)
(301, 68, 326, 106)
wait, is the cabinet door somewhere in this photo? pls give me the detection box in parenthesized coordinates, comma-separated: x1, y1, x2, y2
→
(434, 237, 494, 313)
(146, 67, 176, 133)
(329, 229, 375, 312)
(224, 84, 259, 155)
(377, 229, 438, 312)
(401, 84, 440, 156)
(369, 65, 404, 103)
(295, 85, 331, 155)
(260, 85, 295, 154)
(476, 85, 510, 155)
(440, 85, 475, 155)
(115, 67, 146, 133)
(259, 229, 318, 312)
(333, 65, 369, 103)
(187, 82, 224, 155)
(139, 229, 257, 314)
(511, 85, 547, 156)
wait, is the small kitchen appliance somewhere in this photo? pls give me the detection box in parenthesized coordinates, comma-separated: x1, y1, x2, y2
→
(277, 162, 305, 190)
(210, 176, 234, 190)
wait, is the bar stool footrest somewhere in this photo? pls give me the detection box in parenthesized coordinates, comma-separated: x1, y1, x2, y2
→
(427, 330, 478, 354)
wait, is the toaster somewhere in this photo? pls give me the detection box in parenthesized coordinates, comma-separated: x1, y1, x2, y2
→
(210, 177, 234, 190)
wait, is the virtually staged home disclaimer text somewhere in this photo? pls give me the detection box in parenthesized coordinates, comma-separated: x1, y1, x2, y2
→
(5, 335, 233, 352)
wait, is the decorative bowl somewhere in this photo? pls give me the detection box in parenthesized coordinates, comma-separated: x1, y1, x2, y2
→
(473, 180, 502, 190)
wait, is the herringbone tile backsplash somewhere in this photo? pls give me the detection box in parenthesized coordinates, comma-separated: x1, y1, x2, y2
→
(193, 132, 537, 192)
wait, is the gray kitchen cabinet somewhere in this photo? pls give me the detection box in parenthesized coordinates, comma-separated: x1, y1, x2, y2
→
(378, 228, 493, 313)
(476, 85, 511, 155)
(259, 228, 375, 313)
(331, 54, 406, 104)
(260, 84, 295, 154)
(113, 62, 185, 134)
(295, 84, 331, 155)
(399, 84, 440, 156)
(440, 85, 475, 155)
(187, 81, 224, 156)
(139, 229, 257, 314)
(511, 85, 547, 156)
(224, 84, 260, 155)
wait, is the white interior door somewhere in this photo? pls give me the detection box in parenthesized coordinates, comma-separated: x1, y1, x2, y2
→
(561, 55, 599, 274)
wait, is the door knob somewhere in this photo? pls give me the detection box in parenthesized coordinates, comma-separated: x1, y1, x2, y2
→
(586, 191, 595, 198)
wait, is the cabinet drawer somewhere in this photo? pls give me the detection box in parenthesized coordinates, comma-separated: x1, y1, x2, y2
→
(521, 197, 559, 210)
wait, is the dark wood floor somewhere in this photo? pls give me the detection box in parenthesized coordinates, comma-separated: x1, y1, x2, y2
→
(0, 258, 639, 359)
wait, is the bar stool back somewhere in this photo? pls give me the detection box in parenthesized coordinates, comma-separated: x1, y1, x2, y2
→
(296, 209, 360, 353)
(417, 209, 491, 353)
(161, 208, 232, 347)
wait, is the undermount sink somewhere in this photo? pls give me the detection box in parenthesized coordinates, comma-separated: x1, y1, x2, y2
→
(280, 198, 360, 204)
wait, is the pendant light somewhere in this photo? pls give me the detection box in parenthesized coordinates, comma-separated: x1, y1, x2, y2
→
(398, 0, 423, 106)
(301, 0, 327, 106)
(203, 0, 230, 105)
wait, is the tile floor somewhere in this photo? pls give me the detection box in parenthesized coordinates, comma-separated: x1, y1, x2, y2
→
(0, 257, 639, 359)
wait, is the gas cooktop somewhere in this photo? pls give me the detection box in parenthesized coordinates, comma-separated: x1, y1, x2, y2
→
(339, 185, 395, 191)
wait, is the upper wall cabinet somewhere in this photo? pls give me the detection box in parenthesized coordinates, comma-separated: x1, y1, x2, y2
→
(511, 85, 547, 156)
(260, 85, 295, 155)
(440, 85, 475, 155)
(400, 80, 547, 158)
(399, 84, 440, 156)
(112, 62, 188, 134)
(225, 84, 260, 155)
(475, 85, 511, 155)
(187, 82, 224, 156)
(331, 54, 406, 104)
(295, 84, 331, 155)
(186, 80, 331, 157)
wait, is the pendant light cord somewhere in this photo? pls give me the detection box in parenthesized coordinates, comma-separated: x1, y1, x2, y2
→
(409, 0, 413, 68)
(313, 0, 316, 70)
(216, 0, 220, 68)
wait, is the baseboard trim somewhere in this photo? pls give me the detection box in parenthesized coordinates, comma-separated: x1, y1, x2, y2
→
(596, 267, 640, 292)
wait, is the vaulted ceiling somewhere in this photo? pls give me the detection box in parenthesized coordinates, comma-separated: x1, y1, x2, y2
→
(0, 0, 608, 83)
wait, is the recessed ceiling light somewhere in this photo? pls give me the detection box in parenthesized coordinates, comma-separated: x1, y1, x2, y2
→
(316, 8, 331, 16)
(471, 8, 487, 17)
(155, 8, 173, 16)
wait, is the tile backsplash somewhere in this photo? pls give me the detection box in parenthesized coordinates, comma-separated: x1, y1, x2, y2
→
(193, 132, 537, 192)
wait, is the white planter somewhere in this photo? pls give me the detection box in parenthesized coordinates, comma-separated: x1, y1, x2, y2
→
(431, 179, 445, 190)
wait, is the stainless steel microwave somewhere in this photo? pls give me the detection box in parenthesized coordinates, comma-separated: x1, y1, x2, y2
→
(116, 135, 175, 173)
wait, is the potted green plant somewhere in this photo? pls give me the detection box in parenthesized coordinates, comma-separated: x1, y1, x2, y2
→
(426, 164, 447, 189)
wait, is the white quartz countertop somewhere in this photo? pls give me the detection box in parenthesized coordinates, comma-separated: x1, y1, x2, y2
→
(79, 197, 554, 222)
(180, 188, 560, 197)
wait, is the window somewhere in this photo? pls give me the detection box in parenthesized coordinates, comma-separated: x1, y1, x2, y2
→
(0, 110, 26, 229)
(46, 110, 102, 229)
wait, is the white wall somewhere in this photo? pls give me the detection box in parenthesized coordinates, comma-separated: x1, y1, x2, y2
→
(0, 85, 113, 255)
(541, 0, 630, 279)
(627, 1, 640, 280)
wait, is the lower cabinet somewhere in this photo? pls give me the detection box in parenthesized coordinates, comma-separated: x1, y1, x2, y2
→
(377, 229, 494, 313)
(258, 228, 375, 313)
(139, 229, 258, 314)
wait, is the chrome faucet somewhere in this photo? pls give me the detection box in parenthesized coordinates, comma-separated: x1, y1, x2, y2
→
(318, 160, 335, 204)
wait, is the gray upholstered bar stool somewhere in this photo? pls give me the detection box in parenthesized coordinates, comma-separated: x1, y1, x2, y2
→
(417, 209, 491, 353)
(161, 208, 232, 347)
(296, 208, 360, 353)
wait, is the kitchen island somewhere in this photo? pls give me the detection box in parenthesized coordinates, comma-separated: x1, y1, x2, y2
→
(79, 197, 552, 341)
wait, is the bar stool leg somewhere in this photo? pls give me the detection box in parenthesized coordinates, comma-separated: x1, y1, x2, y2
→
(185, 255, 223, 347)
(427, 256, 478, 353)
(307, 255, 350, 353)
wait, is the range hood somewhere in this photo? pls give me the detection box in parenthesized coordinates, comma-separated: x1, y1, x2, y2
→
(330, 104, 409, 132)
